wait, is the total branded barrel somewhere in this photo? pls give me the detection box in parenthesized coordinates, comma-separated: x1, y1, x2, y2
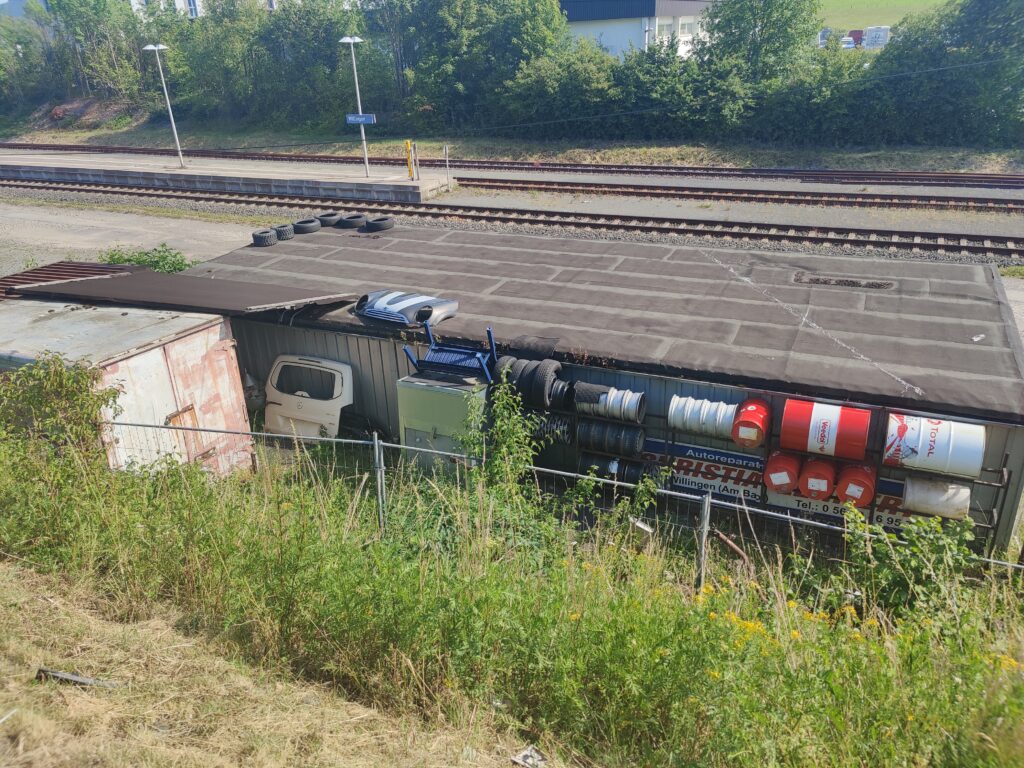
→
(764, 450, 802, 494)
(731, 398, 770, 449)
(883, 413, 986, 479)
(798, 457, 836, 500)
(836, 463, 877, 508)
(780, 399, 871, 461)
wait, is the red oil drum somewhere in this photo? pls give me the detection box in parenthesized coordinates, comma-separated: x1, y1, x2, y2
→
(799, 457, 837, 500)
(764, 450, 802, 494)
(836, 463, 877, 508)
(731, 398, 770, 449)
(780, 399, 871, 461)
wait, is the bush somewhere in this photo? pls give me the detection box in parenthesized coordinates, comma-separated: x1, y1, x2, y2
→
(99, 243, 195, 273)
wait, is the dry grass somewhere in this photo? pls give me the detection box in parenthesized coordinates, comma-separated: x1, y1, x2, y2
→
(0, 563, 523, 768)
(8, 119, 1024, 174)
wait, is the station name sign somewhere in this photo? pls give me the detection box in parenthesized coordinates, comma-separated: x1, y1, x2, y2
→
(346, 113, 377, 125)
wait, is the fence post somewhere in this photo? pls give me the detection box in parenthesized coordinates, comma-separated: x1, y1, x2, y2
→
(372, 431, 386, 532)
(696, 492, 712, 591)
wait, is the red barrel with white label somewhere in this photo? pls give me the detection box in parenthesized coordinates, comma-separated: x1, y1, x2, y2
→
(731, 398, 770, 449)
(764, 450, 802, 494)
(799, 457, 836, 500)
(836, 463, 877, 508)
(780, 399, 871, 461)
(883, 413, 986, 479)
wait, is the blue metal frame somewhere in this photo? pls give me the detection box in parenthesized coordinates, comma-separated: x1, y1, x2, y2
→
(403, 324, 498, 382)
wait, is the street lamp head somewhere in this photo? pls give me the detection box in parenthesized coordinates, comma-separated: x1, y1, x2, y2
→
(339, 36, 363, 44)
(143, 44, 168, 51)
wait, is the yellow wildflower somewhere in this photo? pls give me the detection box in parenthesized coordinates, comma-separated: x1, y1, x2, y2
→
(708, 611, 718, 620)
(708, 670, 721, 680)
(995, 654, 1021, 671)
(786, 600, 797, 609)
(569, 612, 581, 622)
(790, 630, 802, 640)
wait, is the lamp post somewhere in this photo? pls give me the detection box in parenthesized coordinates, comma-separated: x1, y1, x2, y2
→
(142, 44, 185, 169)
(340, 35, 370, 178)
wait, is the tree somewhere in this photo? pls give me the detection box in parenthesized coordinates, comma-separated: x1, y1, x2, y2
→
(694, 0, 821, 85)
(503, 37, 618, 139)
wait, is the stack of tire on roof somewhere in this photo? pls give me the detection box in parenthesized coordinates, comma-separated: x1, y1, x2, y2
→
(667, 391, 987, 521)
(251, 211, 396, 247)
(495, 356, 652, 483)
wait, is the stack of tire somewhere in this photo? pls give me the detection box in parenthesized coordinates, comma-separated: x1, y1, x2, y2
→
(495, 356, 568, 410)
(251, 211, 396, 246)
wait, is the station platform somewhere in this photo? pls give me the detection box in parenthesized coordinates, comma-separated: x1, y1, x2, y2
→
(0, 149, 449, 202)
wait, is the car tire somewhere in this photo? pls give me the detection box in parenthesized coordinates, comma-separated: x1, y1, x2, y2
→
(293, 218, 322, 234)
(252, 228, 278, 247)
(495, 355, 517, 382)
(531, 359, 561, 409)
(337, 213, 366, 229)
(316, 211, 343, 227)
(365, 216, 395, 233)
(508, 359, 530, 389)
(272, 223, 295, 241)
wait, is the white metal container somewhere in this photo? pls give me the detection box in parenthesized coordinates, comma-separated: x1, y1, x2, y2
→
(883, 413, 986, 479)
(667, 396, 736, 439)
(902, 477, 971, 520)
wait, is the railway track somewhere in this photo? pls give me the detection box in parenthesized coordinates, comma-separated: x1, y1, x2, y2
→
(454, 177, 1024, 214)
(1, 177, 1019, 260)
(3, 141, 1024, 189)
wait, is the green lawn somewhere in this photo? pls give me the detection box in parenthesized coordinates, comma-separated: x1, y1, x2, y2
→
(820, 0, 946, 32)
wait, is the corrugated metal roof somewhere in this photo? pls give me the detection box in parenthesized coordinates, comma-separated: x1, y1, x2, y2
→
(0, 261, 135, 300)
(0, 299, 224, 369)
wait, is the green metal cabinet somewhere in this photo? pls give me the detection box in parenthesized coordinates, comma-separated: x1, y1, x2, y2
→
(397, 373, 485, 468)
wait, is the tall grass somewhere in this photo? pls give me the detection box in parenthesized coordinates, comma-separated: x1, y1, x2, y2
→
(0, 360, 1022, 766)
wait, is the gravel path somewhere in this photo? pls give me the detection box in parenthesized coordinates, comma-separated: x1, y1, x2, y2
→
(1, 186, 1022, 277)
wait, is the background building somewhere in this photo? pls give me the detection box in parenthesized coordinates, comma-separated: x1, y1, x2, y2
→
(561, 0, 711, 58)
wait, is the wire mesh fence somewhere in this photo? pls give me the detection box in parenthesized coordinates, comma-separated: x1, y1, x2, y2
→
(105, 420, 1024, 574)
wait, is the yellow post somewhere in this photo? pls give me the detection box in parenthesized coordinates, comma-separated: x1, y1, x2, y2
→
(405, 140, 415, 180)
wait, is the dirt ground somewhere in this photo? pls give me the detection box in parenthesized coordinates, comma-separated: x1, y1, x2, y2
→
(0, 564, 528, 768)
(0, 200, 251, 277)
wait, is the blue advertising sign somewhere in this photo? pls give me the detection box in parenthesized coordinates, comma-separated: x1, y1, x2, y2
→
(346, 114, 377, 125)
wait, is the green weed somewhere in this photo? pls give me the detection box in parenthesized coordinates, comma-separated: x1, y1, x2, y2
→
(99, 242, 195, 273)
(0, 357, 1022, 767)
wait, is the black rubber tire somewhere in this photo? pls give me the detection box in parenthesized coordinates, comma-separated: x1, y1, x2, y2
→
(531, 359, 561, 409)
(508, 359, 530, 390)
(272, 223, 294, 241)
(252, 228, 278, 247)
(293, 218, 322, 234)
(495, 356, 517, 382)
(517, 361, 541, 401)
(337, 213, 367, 229)
(365, 216, 396, 233)
(316, 211, 344, 227)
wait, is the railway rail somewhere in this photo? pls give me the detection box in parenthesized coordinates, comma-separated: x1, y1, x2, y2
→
(3, 141, 1024, 189)
(1, 177, 1019, 260)
(454, 177, 1024, 214)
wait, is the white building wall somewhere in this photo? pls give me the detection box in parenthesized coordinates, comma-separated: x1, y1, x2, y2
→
(569, 14, 701, 58)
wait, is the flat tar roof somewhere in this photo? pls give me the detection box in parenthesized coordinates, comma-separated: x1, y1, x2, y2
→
(0, 300, 224, 368)
(192, 225, 1024, 423)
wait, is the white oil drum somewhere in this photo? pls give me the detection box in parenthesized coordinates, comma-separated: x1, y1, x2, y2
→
(668, 396, 736, 439)
(883, 413, 986, 479)
(902, 477, 971, 520)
